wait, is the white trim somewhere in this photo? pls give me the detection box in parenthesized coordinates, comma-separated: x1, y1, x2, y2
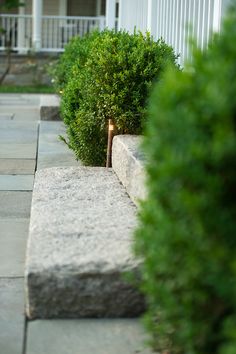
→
(106, 0, 116, 29)
(32, 0, 43, 51)
(147, 0, 157, 37)
(213, 0, 222, 32)
(18, 3, 26, 53)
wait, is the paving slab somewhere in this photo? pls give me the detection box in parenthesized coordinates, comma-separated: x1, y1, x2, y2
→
(0, 121, 38, 143)
(0, 191, 32, 218)
(0, 144, 37, 159)
(0, 175, 34, 191)
(37, 121, 79, 169)
(0, 107, 40, 121)
(0, 159, 35, 175)
(38, 141, 71, 154)
(0, 218, 29, 277)
(39, 121, 65, 135)
(37, 153, 80, 169)
(25, 167, 144, 319)
(26, 319, 152, 354)
(0, 94, 40, 106)
(0, 278, 25, 354)
(0, 113, 14, 120)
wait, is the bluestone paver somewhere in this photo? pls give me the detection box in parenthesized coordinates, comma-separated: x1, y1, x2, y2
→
(26, 319, 152, 354)
(0, 175, 34, 191)
(0, 113, 14, 120)
(0, 94, 40, 106)
(0, 218, 29, 277)
(37, 122, 79, 169)
(0, 144, 37, 159)
(37, 153, 80, 169)
(0, 121, 38, 143)
(0, 278, 25, 354)
(0, 107, 40, 121)
(0, 159, 35, 175)
(0, 191, 32, 218)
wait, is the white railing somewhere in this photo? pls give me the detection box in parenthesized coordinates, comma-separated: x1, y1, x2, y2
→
(118, 0, 230, 66)
(0, 14, 106, 52)
(41, 16, 105, 52)
(0, 14, 32, 51)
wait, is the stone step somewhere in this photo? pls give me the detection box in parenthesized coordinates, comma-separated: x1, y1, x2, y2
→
(25, 167, 144, 319)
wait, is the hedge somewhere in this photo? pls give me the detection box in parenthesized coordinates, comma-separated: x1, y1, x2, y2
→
(54, 29, 178, 165)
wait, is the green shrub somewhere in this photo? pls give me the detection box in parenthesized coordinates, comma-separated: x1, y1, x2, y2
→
(50, 30, 100, 93)
(59, 29, 178, 166)
(135, 4, 236, 354)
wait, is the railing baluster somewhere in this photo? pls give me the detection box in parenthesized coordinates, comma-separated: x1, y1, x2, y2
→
(0, 14, 104, 52)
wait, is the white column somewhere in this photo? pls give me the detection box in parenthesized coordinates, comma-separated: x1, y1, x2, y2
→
(32, 0, 43, 51)
(213, 0, 222, 32)
(18, 5, 26, 53)
(118, 0, 123, 30)
(147, 0, 158, 38)
(106, 0, 116, 29)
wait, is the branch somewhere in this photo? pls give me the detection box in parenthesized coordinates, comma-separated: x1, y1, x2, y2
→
(0, 45, 12, 85)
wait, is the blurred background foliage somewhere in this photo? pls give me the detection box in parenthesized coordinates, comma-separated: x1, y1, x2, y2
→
(135, 3, 236, 353)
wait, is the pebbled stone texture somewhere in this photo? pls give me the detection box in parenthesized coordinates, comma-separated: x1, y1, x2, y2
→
(112, 135, 146, 206)
(25, 167, 144, 319)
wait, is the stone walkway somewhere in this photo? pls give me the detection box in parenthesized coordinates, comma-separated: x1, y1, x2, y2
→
(0, 94, 152, 354)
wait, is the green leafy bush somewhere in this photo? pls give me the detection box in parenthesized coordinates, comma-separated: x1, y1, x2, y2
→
(50, 30, 100, 93)
(135, 4, 236, 354)
(57, 29, 178, 165)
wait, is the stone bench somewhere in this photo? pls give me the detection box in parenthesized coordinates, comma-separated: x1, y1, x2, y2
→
(25, 167, 144, 319)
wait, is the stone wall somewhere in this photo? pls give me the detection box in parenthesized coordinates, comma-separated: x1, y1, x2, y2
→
(0, 53, 58, 86)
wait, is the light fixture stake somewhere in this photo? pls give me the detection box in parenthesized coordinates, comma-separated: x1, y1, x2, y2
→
(106, 119, 115, 168)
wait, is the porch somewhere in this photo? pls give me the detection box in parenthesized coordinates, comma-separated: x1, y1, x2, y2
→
(0, 14, 106, 52)
(0, 0, 118, 53)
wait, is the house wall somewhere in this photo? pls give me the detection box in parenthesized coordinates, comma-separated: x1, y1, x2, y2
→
(119, 0, 148, 33)
(118, 0, 232, 66)
(21, 0, 60, 15)
(44, 0, 60, 15)
(67, 0, 106, 16)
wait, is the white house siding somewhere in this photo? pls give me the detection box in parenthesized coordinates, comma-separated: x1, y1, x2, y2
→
(118, 0, 148, 33)
(119, 0, 232, 66)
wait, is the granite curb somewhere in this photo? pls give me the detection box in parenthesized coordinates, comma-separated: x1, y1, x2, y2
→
(112, 135, 146, 206)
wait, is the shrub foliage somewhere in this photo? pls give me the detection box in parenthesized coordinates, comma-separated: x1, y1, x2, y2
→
(53, 29, 178, 165)
(135, 4, 236, 354)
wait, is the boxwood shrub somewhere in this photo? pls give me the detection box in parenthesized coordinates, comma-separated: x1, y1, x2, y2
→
(135, 4, 236, 354)
(50, 30, 100, 93)
(56, 29, 178, 165)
